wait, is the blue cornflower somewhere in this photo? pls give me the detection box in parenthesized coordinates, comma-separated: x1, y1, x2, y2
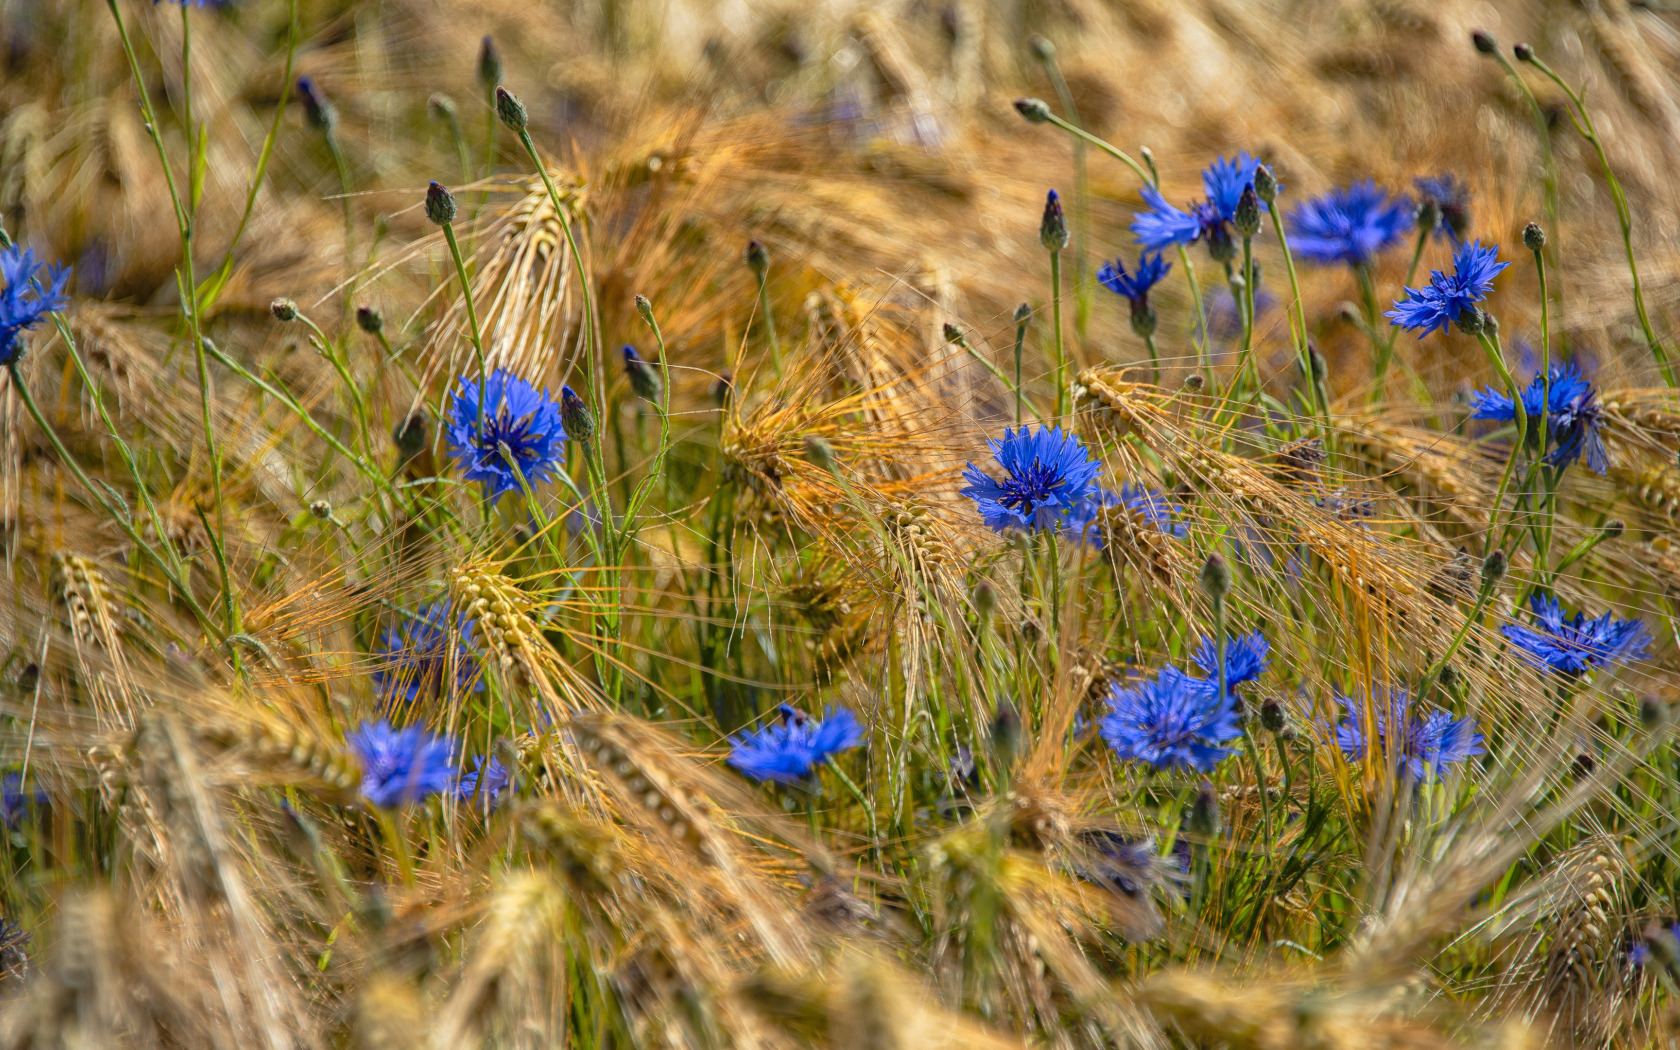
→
(1413, 175, 1471, 242)
(1502, 593, 1652, 677)
(457, 755, 511, 809)
(445, 369, 568, 501)
(1062, 483, 1188, 548)
(345, 720, 457, 809)
(372, 602, 483, 704)
(0, 246, 71, 367)
(0, 773, 45, 829)
(960, 426, 1101, 534)
(727, 704, 865, 785)
(1191, 630, 1271, 700)
(1097, 252, 1171, 306)
(1332, 690, 1483, 781)
(1100, 666, 1243, 772)
(1386, 239, 1509, 337)
(1131, 152, 1267, 257)
(1286, 181, 1414, 267)
(1469, 363, 1608, 474)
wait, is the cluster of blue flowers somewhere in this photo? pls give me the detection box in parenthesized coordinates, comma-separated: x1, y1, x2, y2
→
(1332, 689, 1483, 781)
(373, 602, 484, 704)
(0, 245, 71, 368)
(1098, 631, 1269, 772)
(1502, 593, 1651, 677)
(1131, 152, 1266, 259)
(1387, 240, 1509, 337)
(445, 368, 569, 501)
(344, 719, 509, 811)
(1469, 363, 1608, 474)
(727, 704, 865, 785)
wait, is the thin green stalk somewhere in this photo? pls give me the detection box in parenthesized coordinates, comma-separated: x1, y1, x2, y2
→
(1354, 264, 1389, 399)
(1036, 46, 1091, 339)
(293, 311, 373, 458)
(1267, 193, 1328, 439)
(1012, 310, 1028, 423)
(1143, 332, 1160, 386)
(1489, 49, 1561, 244)
(1474, 326, 1528, 537)
(324, 132, 356, 280)
(1036, 112, 1151, 186)
(439, 223, 490, 434)
(950, 328, 1043, 424)
(1417, 579, 1499, 699)
(755, 268, 781, 378)
(1523, 53, 1673, 386)
(1532, 244, 1557, 577)
(1050, 250, 1065, 417)
(1180, 245, 1212, 387)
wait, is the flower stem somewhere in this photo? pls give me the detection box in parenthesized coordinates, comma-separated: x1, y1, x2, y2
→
(1475, 327, 1528, 538)
(1050, 249, 1066, 417)
(440, 222, 490, 435)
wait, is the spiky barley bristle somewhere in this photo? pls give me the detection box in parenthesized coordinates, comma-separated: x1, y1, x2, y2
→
(193, 709, 360, 795)
(51, 552, 119, 649)
(451, 560, 541, 669)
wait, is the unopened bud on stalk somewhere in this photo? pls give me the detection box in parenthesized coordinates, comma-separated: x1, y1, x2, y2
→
(1309, 345, 1328, 384)
(1471, 29, 1497, 55)
(634, 293, 655, 326)
(622, 345, 662, 401)
(1130, 300, 1158, 339)
(427, 93, 457, 121)
(942, 322, 964, 343)
(802, 434, 837, 473)
(745, 239, 769, 277)
(712, 370, 735, 406)
(1604, 519, 1626, 541)
(1040, 189, 1069, 252)
(1188, 779, 1222, 837)
(296, 76, 335, 131)
(309, 499, 333, 521)
(1481, 548, 1506, 585)
(270, 298, 298, 322)
(1338, 303, 1362, 327)
(1253, 164, 1278, 204)
(394, 412, 427, 458)
(1182, 373, 1205, 392)
(356, 305, 383, 334)
(495, 86, 527, 131)
(1259, 698, 1286, 733)
(478, 35, 503, 92)
(973, 578, 997, 623)
(1234, 185, 1262, 238)
(426, 181, 458, 225)
(1013, 302, 1032, 325)
(1483, 312, 1500, 337)
(1416, 198, 1440, 235)
(1641, 695, 1667, 732)
(1141, 145, 1160, 186)
(1200, 553, 1231, 603)
(1513, 41, 1536, 63)
(560, 386, 595, 441)
(1029, 35, 1055, 60)
(1013, 97, 1052, 123)
(1454, 306, 1487, 337)
(991, 698, 1022, 769)
(1523, 222, 1547, 251)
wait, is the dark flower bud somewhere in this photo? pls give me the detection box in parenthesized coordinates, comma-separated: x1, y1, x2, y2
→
(622, 345, 662, 401)
(1471, 29, 1497, 54)
(802, 434, 837, 473)
(1483, 312, 1500, 337)
(560, 386, 595, 441)
(1523, 222, 1546, 251)
(1233, 185, 1262, 238)
(1641, 695, 1667, 732)
(478, 35, 503, 92)
(1182, 373, 1205, 392)
(309, 499, 333, 521)
(1453, 305, 1486, 337)
(1481, 548, 1506, 585)
(394, 412, 427, 458)
(296, 76, 335, 131)
(1571, 751, 1596, 778)
(745, 239, 769, 277)
(634, 293, 655, 326)
(426, 181, 458, 225)
(991, 698, 1022, 769)
(1141, 146, 1160, 186)
(356, 305, 383, 334)
(1029, 35, 1055, 60)
(1604, 519, 1625, 541)
(1513, 42, 1535, 63)
(1040, 189, 1069, 252)
(427, 93, 457, 121)
(1416, 198, 1440, 235)
(1188, 779, 1222, 837)
(1129, 300, 1158, 339)
(1259, 698, 1286, 733)
(1253, 164, 1278, 204)
(1439, 663, 1458, 689)
(1013, 302, 1032, 325)
(973, 577, 997, 622)
(494, 86, 527, 132)
(1013, 97, 1052, 124)
(942, 322, 964, 343)
(1337, 302, 1362, 327)
(1308, 345, 1328, 384)
(711, 370, 735, 406)
(1205, 223, 1235, 263)
(1200, 553, 1230, 603)
(270, 298, 298, 322)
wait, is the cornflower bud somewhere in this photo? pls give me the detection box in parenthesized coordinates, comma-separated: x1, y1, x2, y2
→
(802, 434, 837, 472)
(270, 298, 298, 322)
(1013, 302, 1032, 325)
(1259, 698, 1285, 733)
(1641, 695, 1667, 732)
(1523, 222, 1546, 251)
(622, 345, 662, 401)
(309, 499, 333, 521)
(1205, 224, 1235, 264)
(494, 86, 527, 132)
(1481, 548, 1506, 586)
(942, 322, 964, 343)
(560, 385, 595, 441)
(711, 370, 735, 406)
(1200, 553, 1231, 603)
(1471, 29, 1497, 54)
(1233, 185, 1262, 238)
(1182, 373, 1205, 392)
(1040, 189, 1069, 252)
(1130, 299, 1158, 339)
(426, 181, 458, 225)
(991, 699, 1022, 769)
(745, 239, 769, 277)
(1416, 198, 1440, 236)
(1604, 519, 1626, 541)
(356, 305, 383, 334)
(1252, 163, 1278, 204)
(296, 76, 335, 131)
(394, 412, 427, 458)
(1308, 345, 1328, 384)
(1188, 779, 1222, 837)
(478, 35, 503, 93)
(427, 93, 457, 121)
(1453, 305, 1486, 337)
(634, 293, 655, 326)
(973, 578, 997, 623)
(1029, 35, 1055, 60)
(1513, 41, 1535, 63)
(1013, 97, 1052, 123)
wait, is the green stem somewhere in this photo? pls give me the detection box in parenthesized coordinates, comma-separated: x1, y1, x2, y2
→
(1474, 327, 1528, 537)
(440, 223, 490, 435)
(1267, 196, 1328, 439)
(1143, 332, 1160, 386)
(755, 270, 781, 378)
(1012, 312, 1028, 424)
(1050, 250, 1065, 417)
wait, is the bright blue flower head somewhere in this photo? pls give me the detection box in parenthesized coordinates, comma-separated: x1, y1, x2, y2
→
(458, 755, 511, 810)
(372, 602, 483, 704)
(1386, 239, 1508, 337)
(445, 369, 568, 501)
(1061, 483, 1187, 548)
(960, 426, 1101, 533)
(727, 705, 865, 785)
(1100, 666, 1242, 772)
(1469, 363, 1607, 474)
(346, 720, 457, 809)
(1286, 181, 1414, 267)
(0, 772, 45, 829)
(1191, 630, 1271, 699)
(1131, 152, 1266, 254)
(1414, 175, 1471, 242)
(1332, 689, 1483, 781)
(0, 246, 71, 367)
(1502, 593, 1651, 677)
(1096, 252, 1171, 305)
